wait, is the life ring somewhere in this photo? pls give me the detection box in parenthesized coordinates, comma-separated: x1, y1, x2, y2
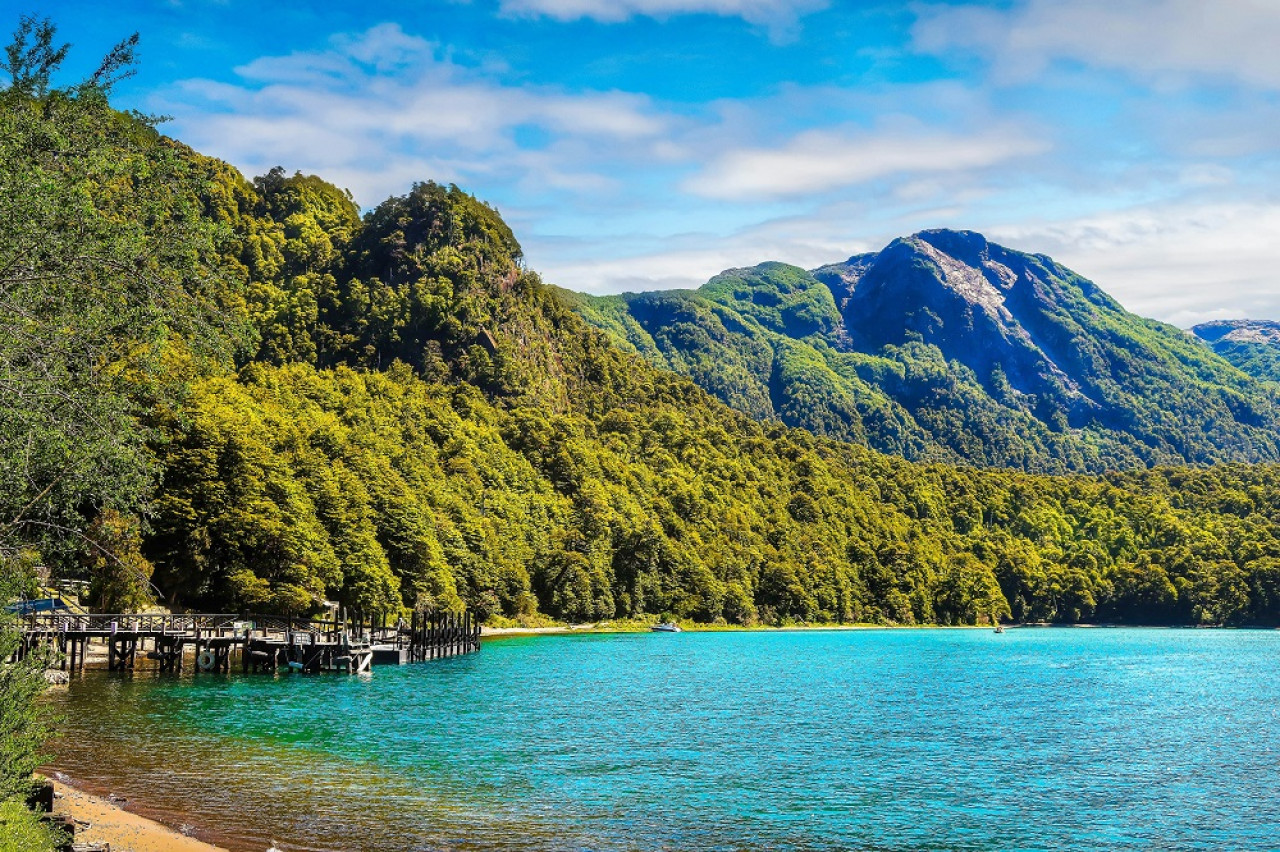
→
(196, 649, 216, 671)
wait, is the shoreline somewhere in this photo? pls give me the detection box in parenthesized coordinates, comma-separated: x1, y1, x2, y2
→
(47, 778, 232, 852)
(478, 621, 1263, 637)
(479, 621, 1081, 636)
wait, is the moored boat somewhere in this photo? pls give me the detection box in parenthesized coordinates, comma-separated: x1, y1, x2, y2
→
(651, 622, 682, 633)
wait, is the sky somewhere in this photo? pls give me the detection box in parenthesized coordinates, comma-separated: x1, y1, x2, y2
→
(17, 0, 1280, 326)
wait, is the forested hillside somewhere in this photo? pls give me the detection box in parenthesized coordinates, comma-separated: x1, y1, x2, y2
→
(571, 232, 1280, 473)
(10, 62, 1280, 628)
(1193, 320, 1280, 383)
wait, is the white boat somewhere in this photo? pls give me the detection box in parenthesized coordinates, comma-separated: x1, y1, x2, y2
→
(993, 625, 1005, 634)
(651, 622, 682, 633)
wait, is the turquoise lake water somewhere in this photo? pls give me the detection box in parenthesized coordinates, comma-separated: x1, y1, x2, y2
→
(43, 628, 1280, 851)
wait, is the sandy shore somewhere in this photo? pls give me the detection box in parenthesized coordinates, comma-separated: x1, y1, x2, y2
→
(51, 780, 230, 852)
(481, 623, 598, 635)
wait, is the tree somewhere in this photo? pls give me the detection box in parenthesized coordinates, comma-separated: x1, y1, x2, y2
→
(0, 559, 63, 852)
(0, 18, 240, 570)
(81, 510, 156, 612)
(0, 15, 68, 97)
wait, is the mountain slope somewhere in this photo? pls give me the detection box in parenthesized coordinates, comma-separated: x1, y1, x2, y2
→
(22, 88, 1280, 628)
(572, 230, 1280, 472)
(1192, 319, 1280, 383)
(138, 162, 1280, 627)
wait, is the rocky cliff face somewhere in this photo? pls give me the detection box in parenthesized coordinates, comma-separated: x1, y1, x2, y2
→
(812, 229, 1158, 429)
(1193, 319, 1280, 345)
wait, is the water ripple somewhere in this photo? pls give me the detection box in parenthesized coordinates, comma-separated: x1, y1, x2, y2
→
(44, 628, 1280, 851)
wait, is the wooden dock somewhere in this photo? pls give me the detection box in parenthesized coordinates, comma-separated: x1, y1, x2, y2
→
(11, 610, 481, 675)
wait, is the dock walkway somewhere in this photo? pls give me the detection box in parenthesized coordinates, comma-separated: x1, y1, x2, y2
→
(12, 610, 481, 674)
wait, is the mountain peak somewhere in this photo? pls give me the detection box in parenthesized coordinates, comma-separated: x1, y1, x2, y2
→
(812, 230, 1077, 401)
(700, 261, 841, 338)
(910, 227, 992, 259)
(897, 229, 1017, 313)
(1193, 318, 1280, 345)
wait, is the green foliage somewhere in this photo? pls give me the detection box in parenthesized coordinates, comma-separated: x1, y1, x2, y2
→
(1, 15, 68, 97)
(0, 28, 243, 572)
(82, 509, 155, 612)
(0, 560, 56, 804)
(0, 798, 63, 852)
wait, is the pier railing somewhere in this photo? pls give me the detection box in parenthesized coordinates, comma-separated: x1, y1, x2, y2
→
(20, 612, 240, 635)
(12, 608, 482, 674)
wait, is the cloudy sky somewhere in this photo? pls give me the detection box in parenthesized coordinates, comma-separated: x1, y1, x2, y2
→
(23, 0, 1280, 326)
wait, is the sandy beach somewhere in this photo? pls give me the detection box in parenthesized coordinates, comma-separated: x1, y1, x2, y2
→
(50, 780, 230, 852)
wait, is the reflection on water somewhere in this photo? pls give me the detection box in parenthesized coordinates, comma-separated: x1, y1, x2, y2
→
(44, 629, 1280, 851)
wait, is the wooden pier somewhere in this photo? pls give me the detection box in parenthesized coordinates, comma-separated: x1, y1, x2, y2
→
(11, 610, 481, 675)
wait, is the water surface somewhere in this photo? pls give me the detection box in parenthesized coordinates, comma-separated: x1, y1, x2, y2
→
(44, 628, 1280, 851)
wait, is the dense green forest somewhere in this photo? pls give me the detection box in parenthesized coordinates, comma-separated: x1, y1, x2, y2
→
(570, 237, 1280, 473)
(8, 29, 1280, 636)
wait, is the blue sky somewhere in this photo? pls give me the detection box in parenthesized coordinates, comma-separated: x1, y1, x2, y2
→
(18, 0, 1280, 325)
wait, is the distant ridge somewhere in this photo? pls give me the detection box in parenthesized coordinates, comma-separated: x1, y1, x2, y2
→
(570, 229, 1280, 472)
(1192, 319, 1280, 383)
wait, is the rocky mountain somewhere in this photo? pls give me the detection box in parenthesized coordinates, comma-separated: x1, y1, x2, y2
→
(1192, 319, 1280, 383)
(569, 229, 1280, 472)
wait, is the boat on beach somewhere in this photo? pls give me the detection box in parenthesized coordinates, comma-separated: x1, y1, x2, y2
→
(651, 622, 682, 632)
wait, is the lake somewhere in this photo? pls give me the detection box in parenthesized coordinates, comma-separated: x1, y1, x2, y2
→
(42, 628, 1280, 851)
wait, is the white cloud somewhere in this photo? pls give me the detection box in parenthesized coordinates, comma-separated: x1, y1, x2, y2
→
(684, 122, 1048, 200)
(499, 0, 828, 36)
(529, 200, 908, 294)
(987, 202, 1280, 327)
(914, 0, 1280, 89)
(159, 24, 671, 207)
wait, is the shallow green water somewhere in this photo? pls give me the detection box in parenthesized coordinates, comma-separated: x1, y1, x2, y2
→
(43, 628, 1280, 851)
